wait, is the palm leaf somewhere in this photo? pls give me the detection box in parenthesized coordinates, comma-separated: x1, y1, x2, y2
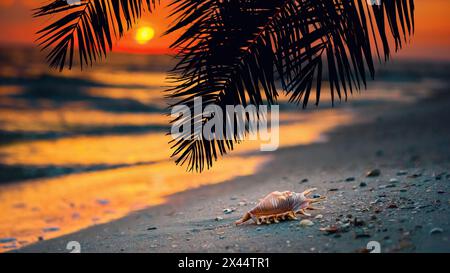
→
(166, 0, 415, 171)
(34, 0, 157, 70)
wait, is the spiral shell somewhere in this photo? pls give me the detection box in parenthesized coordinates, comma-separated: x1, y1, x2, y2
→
(235, 188, 325, 225)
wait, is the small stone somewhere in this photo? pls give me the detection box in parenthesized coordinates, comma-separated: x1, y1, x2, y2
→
(345, 177, 356, 182)
(359, 182, 367, 187)
(311, 194, 321, 198)
(299, 219, 314, 227)
(366, 169, 381, 177)
(223, 208, 234, 214)
(396, 170, 408, 176)
(353, 218, 365, 227)
(215, 216, 223, 221)
(429, 228, 444, 235)
(320, 225, 339, 234)
(408, 173, 422, 178)
(146, 227, 157, 231)
(328, 188, 339, 192)
(314, 214, 323, 219)
(387, 203, 398, 209)
(389, 178, 399, 183)
(300, 178, 309, 183)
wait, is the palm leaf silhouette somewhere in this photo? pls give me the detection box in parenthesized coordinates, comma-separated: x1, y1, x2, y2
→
(166, 0, 414, 171)
(34, 0, 415, 172)
(34, 0, 157, 70)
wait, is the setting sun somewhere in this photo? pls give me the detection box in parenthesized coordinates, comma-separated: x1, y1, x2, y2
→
(135, 26, 155, 44)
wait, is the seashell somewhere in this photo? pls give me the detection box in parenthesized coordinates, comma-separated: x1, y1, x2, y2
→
(299, 219, 314, 227)
(235, 188, 326, 225)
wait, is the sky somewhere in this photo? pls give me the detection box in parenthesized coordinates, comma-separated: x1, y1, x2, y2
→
(0, 0, 449, 60)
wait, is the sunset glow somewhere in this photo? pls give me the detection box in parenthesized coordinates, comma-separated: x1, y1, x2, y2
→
(1, 0, 449, 59)
(135, 26, 155, 45)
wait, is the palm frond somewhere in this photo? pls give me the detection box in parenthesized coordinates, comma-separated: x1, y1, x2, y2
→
(34, 0, 157, 70)
(166, 0, 415, 172)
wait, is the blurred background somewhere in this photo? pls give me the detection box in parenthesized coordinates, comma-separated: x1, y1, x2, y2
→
(0, 0, 449, 251)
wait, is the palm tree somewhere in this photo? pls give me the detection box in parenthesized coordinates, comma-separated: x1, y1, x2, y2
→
(34, 0, 414, 172)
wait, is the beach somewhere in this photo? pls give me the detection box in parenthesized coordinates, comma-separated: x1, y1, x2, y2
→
(14, 67, 450, 253)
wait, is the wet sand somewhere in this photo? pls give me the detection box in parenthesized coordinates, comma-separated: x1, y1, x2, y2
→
(16, 86, 450, 253)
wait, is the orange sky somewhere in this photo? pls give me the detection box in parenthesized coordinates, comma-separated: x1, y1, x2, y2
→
(0, 0, 449, 59)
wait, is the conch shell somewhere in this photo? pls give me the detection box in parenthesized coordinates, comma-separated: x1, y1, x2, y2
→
(235, 188, 325, 225)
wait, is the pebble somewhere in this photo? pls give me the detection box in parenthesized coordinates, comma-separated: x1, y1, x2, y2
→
(408, 173, 422, 178)
(387, 203, 398, 209)
(429, 228, 444, 235)
(314, 214, 323, 219)
(328, 188, 339, 192)
(389, 178, 399, 183)
(320, 225, 339, 234)
(223, 208, 234, 214)
(397, 170, 408, 176)
(359, 182, 367, 187)
(215, 217, 223, 221)
(238, 201, 247, 206)
(299, 219, 314, 227)
(300, 178, 309, 183)
(353, 218, 365, 227)
(345, 177, 356, 182)
(311, 194, 321, 199)
(366, 169, 381, 177)
(147, 227, 157, 231)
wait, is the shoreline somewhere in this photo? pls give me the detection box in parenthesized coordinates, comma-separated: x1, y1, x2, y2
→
(15, 88, 450, 253)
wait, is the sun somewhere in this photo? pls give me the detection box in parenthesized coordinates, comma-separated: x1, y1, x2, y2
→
(135, 26, 155, 45)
